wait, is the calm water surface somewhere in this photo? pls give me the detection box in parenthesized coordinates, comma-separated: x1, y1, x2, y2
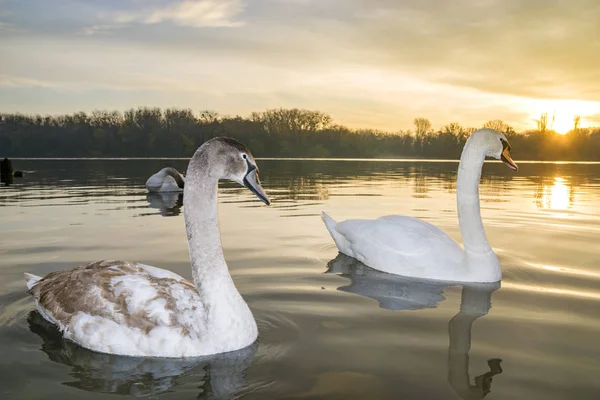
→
(1, 159, 599, 400)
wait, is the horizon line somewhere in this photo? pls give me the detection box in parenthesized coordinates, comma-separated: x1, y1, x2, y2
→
(6, 157, 600, 165)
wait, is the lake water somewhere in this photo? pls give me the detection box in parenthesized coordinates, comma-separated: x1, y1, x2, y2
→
(1, 158, 599, 400)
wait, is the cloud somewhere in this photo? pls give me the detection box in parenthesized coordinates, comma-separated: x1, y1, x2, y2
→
(1, 0, 599, 130)
(0, 7, 19, 32)
(586, 114, 600, 125)
(0, 39, 533, 131)
(338, 0, 600, 101)
(86, 0, 245, 33)
(0, 74, 56, 88)
(80, 24, 120, 36)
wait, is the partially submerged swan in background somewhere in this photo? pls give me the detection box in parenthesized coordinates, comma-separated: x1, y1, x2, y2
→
(323, 129, 518, 283)
(24, 137, 271, 357)
(146, 167, 185, 192)
(326, 254, 503, 400)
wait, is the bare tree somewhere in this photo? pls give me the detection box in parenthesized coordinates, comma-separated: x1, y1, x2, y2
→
(464, 127, 477, 135)
(573, 114, 581, 132)
(198, 110, 220, 124)
(442, 122, 464, 135)
(249, 112, 263, 123)
(413, 117, 432, 139)
(254, 108, 332, 135)
(537, 112, 548, 133)
(483, 120, 512, 133)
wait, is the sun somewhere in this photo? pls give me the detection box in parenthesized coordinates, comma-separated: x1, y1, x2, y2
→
(551, 114, 575, 135)
(524, 99, 599, 135)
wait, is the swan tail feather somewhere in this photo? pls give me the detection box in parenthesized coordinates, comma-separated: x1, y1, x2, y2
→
(322, 212, 353, 256)
(24, 273, 42, 291)
(321, 211, 337, 231)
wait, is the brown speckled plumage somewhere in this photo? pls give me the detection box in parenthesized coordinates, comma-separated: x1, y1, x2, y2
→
(28, 260, 197, 335)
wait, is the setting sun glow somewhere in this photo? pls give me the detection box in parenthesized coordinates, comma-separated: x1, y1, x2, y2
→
(551, 114, 576, 135)
(524, 99, 599, 134)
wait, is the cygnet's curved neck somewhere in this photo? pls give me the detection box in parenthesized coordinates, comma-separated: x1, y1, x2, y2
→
(457, 141, 492, 256)
(183, 154, 233, 294)
(181, 143, 257, 351)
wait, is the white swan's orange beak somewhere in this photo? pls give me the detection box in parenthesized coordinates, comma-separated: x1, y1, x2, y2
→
(501, 143, 518, 171)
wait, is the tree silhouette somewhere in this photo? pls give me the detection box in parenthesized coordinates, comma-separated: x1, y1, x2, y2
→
(573, 114, 581, 132)
(413, 117, 432, 138)
(0, 108, 598, 160)
(537, 112, 549, 134)
(483, 120, 513, 134)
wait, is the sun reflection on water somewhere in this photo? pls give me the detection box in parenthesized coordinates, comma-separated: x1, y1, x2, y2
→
(536, 177, 573, 210)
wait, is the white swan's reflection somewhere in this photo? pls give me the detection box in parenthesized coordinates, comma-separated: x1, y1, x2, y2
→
(326, 253, 503, 400)
(447, 285, 503, 400)
(27, 311, 257, 398)
(146, 192, 184, 217)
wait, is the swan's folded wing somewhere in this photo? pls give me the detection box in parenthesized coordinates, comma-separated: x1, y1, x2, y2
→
(336, 216, 457, 254)
(28, 260, 204, 355)
(334, 216, 464, 274)
(136, 263, 188, 281)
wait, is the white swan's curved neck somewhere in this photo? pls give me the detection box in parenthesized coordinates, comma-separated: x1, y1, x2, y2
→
(456, 143, 492, 256)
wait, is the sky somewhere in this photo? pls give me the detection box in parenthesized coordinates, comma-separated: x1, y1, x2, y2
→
(0, 0, 599, 133)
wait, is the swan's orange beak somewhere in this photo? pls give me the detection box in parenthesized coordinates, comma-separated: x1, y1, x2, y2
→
(501, 143, 518, 171)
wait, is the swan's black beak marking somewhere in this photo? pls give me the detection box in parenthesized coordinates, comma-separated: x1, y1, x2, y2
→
(501, 141, 518, 171)
(243, 162, 270, 205)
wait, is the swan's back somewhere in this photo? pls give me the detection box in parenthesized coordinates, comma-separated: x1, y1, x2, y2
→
(325, 213, 465, 280)
(26, 260, 212, 357)
(146, 167, 184, 192)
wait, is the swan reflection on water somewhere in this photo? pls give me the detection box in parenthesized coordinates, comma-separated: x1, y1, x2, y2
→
(326, 253, 504, 400)
(27, 311, 257, 398)
(146, 192, 184, 217)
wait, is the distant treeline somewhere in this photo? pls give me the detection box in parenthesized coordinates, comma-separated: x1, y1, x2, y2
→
(1, 107, 599, 160)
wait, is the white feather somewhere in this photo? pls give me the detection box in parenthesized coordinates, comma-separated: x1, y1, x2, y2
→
(146, 167, 184, 193)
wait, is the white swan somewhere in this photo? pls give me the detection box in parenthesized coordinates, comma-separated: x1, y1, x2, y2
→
(24, 137, 271, 358)
(322, 129, 518, 283)
(146, 167, 185, 192)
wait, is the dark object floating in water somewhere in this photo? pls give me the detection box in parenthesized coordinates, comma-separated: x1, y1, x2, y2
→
(1, 158, 14, 184)
(13, 171, 23, 178)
